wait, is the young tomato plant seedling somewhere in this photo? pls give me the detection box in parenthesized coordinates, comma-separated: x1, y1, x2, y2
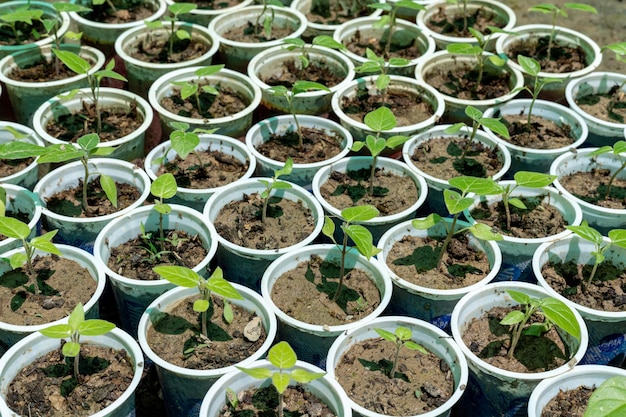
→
(144, 2, 197, 60)
(584, 375, 626, 417)
(258, 157, 293, 223)
(499, 290, 581, 360)
(367, 0, 425, 58)
(39, 303, 116, 383)
(587, 141, 626, 199)
(150, 172, 178, 253)
(565, 221, 626, 293)
(354, 48, 409, 106)
(153, 265, 244, 339)
(37, 133, 119, 214)
(322, 205, 381, 302)
(172, 65, 224, 116)
(374, 326, 427, 379)
(236, 341, 325, 417)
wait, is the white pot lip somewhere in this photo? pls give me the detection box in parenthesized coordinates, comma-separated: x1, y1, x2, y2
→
(260, 243, 392, 333)
(565, 71, 626, 129)
(416, 0, 517, 44)
(0, 44, 106, 87)
(33, 158, 152, 223)
(0, 244, 105, 333)
(0, 183, 43, 250)
(0, 327, 144, 417)
(245, 115, 354, 170)
(376, 218, 503, 296)
(451, 281, 589, 380)
(138, 285, 277, 377)
(164, 0, 254, 16)
(289, 0, 385, 31)
(550, 148, 626, 214)
(402, 124, 512, 187)
(331, 74, 445, 134)
(533, 234, 626, 319)
(93, 203, 218, 286)
(144, 133, 257, 193)
(495, 24, 603, 79)
(325, 315, 469, 417)
(466, 182, 583, 244)
(203, 177, 325, 256)
(69, 0, 167, 29)
(32, 87, 154, 149)
(414, 49, 525, 106)
(0, 121, 43, 183)
(148, 66, 262, 124)
(482, 98, 589, 154)
(311, 156, 429, 225)
(333, 16, 437, 67)
(208, 5, 308, 48)
(247, 44, 356, 95)
(114, 21, 220, 69)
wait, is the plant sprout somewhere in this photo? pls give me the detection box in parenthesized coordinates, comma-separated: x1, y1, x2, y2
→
(528, 2, 597, 61)
(282, 35, 346, 73)
(368, 0, 425, 58)
(354, 48, 409, 106)
(588, 140, 626, 199)
(153, 265, 244, 339)
(254, 0, 283, 39)
(39, 303, 116, 381)
(150, 173, 177, 252)
(599, 42, 626, 122)
(0, 4, 44, 43)
(258, 157, 293, 223)
(172, 65, 224, 116)
(499, 290, 581, 359)
(584, 375, 626, 417)
(236, 341, 325, 417)
(157, 121, 216, 175)
(565, 221, 626, 292)
(322, 205, 381, 302)
(374, 326, 427, 379)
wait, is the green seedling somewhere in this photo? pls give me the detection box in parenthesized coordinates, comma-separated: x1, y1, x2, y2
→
(153, 265, 244, 339)
(253, 0, 283, 40)
(528, 2, 597, 61)
(40, 3, 89, 75)
(446, 26, 509, 91)
(322, 205, 381, 302)
(52, 50, 127, 134)
(514, 55, 563, 131)
(499, 290, 581, 360)
(268, 81, 330, 149)
(412, 175, 503, 271)
(588, 140, 626, 199)
(258, 157, 293, 223)
(37, 133, 118, 213)
(145, 3, 197, 60)
(0, 4, 45, 45)
(351, 106, 409, 195)
(0, 217, 60, 296)
(354, 48, 409, 106)
(368, 1, 425, 58)
(39, 303, 116, 382)
(565, 221, 626, 292)
(236, 341, 325, 417)
(282, 35, 346, 72)
(445, 0, 470, 34)
(157, 121, 217, 178)
(444, 105, 510, 176)
(150, 173, 177, 253)
(600, 42, 626, 122)
(172, 65, 224, 116)
(584, 375, 626, 417)
(374, 326, 428, 379)
(0, 126, 47, 164)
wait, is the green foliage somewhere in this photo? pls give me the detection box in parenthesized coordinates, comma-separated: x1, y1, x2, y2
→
(148, 3, 198, 59)
(40, 303, 115, 380)
(258, 158, 293, 223)
(354, 48, 409, 106)
(172, 65, 224, 115)
(254, 0, 283, 39)
(367, 0, 424, 58)
(584, 376, 626, 417)
(283, 35, 346, 70)
(150, 173, 177, 253)
(588, 141, 626, 199)
(37, 133, 118, 213)
(153, 266, 244, 338)
(375, 326, 427, 379)
(0, 127, 47, 162)
(500, 289, 580, 359)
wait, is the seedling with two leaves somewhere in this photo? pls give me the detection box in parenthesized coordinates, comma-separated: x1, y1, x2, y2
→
(372, 326, 427, 380)
(253, 0, 284, 40)
(354, 48, 409, 106)
(172, 65, 224, 117)
(367, 1, 425, 58)
(282, 35, 346, 72)
(144, 3, 197, 60)
(155, 121, 217, 179)
(258, 157, 293, 223)
(142, 173, 178, 259)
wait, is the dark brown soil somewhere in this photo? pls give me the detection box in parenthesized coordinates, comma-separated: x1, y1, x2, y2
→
(128, 36, 209, 64)
(192, 0, 242, 10)
(255, 127, 344, 164)
(44, 179, 142, 218)
(270, 254, 381, 326)
(145, 293, 266, 369)
(559, 169, 626, 209)
(305, 0, 375, 26)
(575, 89, 626, 124)
(81, 2, 157, 24)
(344, 28, 424, 61)
(0, 254, 96, 326)
(0, 158, 33, 177)
(385, 234, 491, 290)
(5, 343, 134, 417)
(542, 259, 626, 312)
(157, 149, 249, 189)
(505, 37, 588, 74)
(7, 57, 85, 82)
(409, 136, 504, 179)
(425, 4, 507, 37)
(44, 101, 144, 143)
(498, 114, 574, 149)
(334, 336, 455, 416)
(462, 305, 571, 373)
(261, 58, 345, 88)
(213, 192, 316, 250)
(424, 60, 513, 100)
(221, 22, 296, 43)
(541, 385, 595, 417)
(319, 167, 419, 216)
(107, 230, 208, 281)
(469, 196, 567, 239)
(160, 85, 249, 120)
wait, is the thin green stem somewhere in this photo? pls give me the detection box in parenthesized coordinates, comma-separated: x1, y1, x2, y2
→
(81, 157, 89, 213)
(605, 162, 626, 198)
(332, 234, 348, 302)
(369, 155, 378, 196)
(585, 261, 600, 292)
(436, 215, 459, 271)
(23, 242, 40, 294)
(383, 8, 397, 59)
(507, 308, 533, 359)
(389, 342, 401, 378)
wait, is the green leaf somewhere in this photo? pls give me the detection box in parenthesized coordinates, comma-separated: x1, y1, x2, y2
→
(465, 105, 483, 122)
(614, 141, 626, 154)
(375, 73, 390, 92)
(609, 230, 626, 248)
(448, 176, 501, 196)
(566, 222, 603, 245)
(540, 297, 581, 340)
(481, 118, 510, 139)
(411, 214, 442, 230)
(151, 173, 177, 200)
(507, 289, 531, 305)
(77, 319, 115, 336)
(386, 135, 410, 149)
(365, 135, 386, 157)
(193, 298, 209, 312)
(405, 341, 428, 354)
(62, 341, 80, 357)
(195, 65, 224, 78)
(395, 326, 412, 341)
(31, 231, 61, 255)
(39, 324, 71, 339)
(268, 341, 297, 369)
(52, 49, 92, 75)
(0, 217, 30, 239)
(444, 123, 465, 134)
(223, 300, 233, 324)
(275, 157, 293, 179)
(312, 35, 345, 50)
(179, 82, 198, 101)
(237, 366, 273, 379)
(100, 174, 117, 208)
(344, 224, 380, 259)
(292, 80, 330, 95)
(584, 376, 626, 417)
(93, 146, 116, 156)
(364, 106, 396, 132)
(508, 197, 527, 210)
(374, 328, 397, 342)
(272, 373, 291, 395)
(447, 43, 482, 55)
(68, 303, 85, 330)
(513, 171, 556, 188)
(564, 3, 597, 13)
(341, 205, 379, 223)
(291, 369, 325, 383)
(468, 223, 503, 241)
(153, 265, 200, 287)
(322, 216, 335, 240)
(443, 189, 473, 215)
(169, 2, 197, 15)
(206, 276, 244, 300)
(9, 253, 27, 269)
(500, 310, 525, 325)
(517, 55, 541, 77)
(175, 29, 191, 40)
(77, 133, 99, 152)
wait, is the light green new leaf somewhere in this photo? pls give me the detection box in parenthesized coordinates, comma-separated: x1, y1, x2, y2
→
(237, 366, 272, 379)
(411, 213, 442, 230)
(175, 29, 191, 41)
(481, 118, 510, 139)
(53, 49, 91, 75)
(508, 197, 527, 210)
(62, 341, 81, 357)
(272, 373, 291, 395)
(154, 202, 171, 215)
(517, 55, 541, 76)
(584, 376, 626, 417)
(77, 319, 116, 336)
(614, 141, 626, 154)
(0, 216, 30, 240)
(291, 369, 325, 383)
(443, 189, 473, 215)
(465, 105, 483, 122)
(609, 230, 626, 249)
(388, 57, 410, 67)
(275, 157, 293, 178)
(31, 231, 61, 255)
(386, 135, 410, 149)
(447, 43, 481, 55)
(171, 130, 199, 159)
(364, 106, 396, 132)
(153, 265, 200, 287)
(395, 326, 412, 341)
(180, 82, 198, 101)
(100, 174, 117, 208)
(93, 146, 116, 156)
(468, 223, 503, 241)
(507, 289, 531, 305)
(322, 216, 335, 239)
(375, 73, 390, 92)
(206, 275, 244, 300)
(540, 297, 581, 340)
(223, 300, 233, 324)
(365, 135, 386, 157)
(68, 303, 85, 330)
(405, 340, 428, 353)
(39, 323, 71, 339)
(9, 253, 27, 269)
(341, 205, 379, 223)
(344, 224, 380, 259)
(152, 173, 177, 199)
(78, 133, 99, 152)
(375, 328, 396, 342)
(566, 222, 603, 245)
(444, 123, 465, 135)
(193, 298, 209, 313)
(268, 341, 297, 369)
(500, 310, 525, 325)
(312, 35, 345, 50)
(513, 171, 556, 188)
(169, 3, 197, 15)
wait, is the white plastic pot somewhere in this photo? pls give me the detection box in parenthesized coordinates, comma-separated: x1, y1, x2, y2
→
(0, 184, 43, 255)
(245, 115, 353, 188)
(0, 121, 44, 190)
(93, 204, 218, 338)
(260, 244, 392, 366)
(138, 285, 277, 417)
(450, 282, 588, 416)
